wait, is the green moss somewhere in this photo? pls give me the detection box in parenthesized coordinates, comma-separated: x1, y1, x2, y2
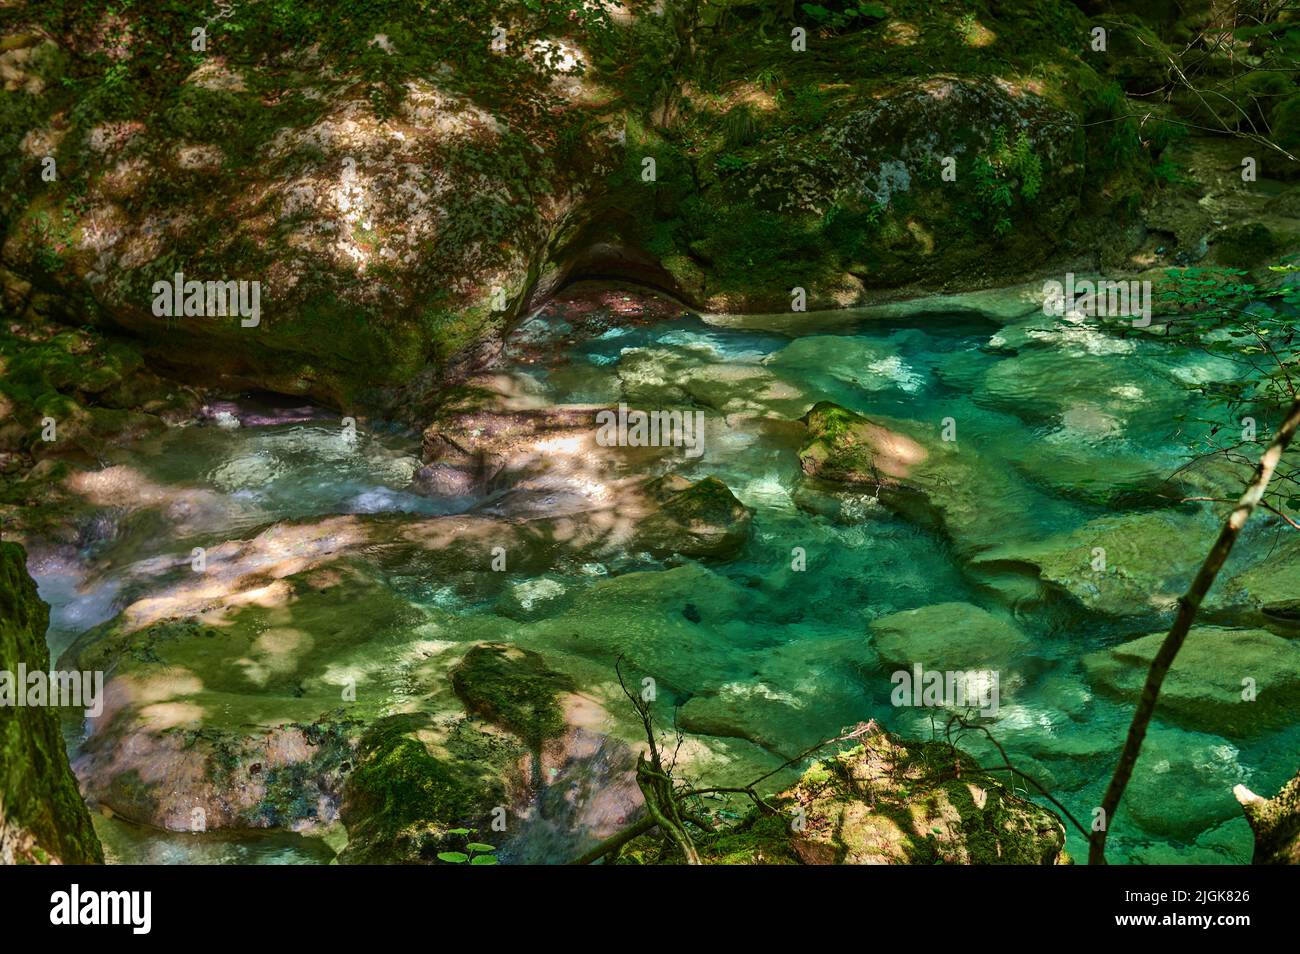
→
(798, 401, 883, 483)
(339, 713, 504, 864)
(0, 542, 104, 864)
(450, 643, 574, 748)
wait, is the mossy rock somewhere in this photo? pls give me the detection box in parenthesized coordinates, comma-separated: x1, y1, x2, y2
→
(634, 724, 1067, 865)
(1213, 223, 1278, 268)
(1239, 769, 1300, 864)
(635, 474, 753, 560)
(338, 714, 510, 865)
(784, 731, 1066, 865)
(450, 643, 574, 749)
(798, 401, 929, 488)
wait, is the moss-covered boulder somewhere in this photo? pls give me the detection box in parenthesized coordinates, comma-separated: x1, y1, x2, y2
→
(450, 643, 574, 749)
(798, 401, 929, 488)
(1213, 223, 1278, 268)
(2, 0, 1160, 410)
(0, 541, 102, 863)
(635, 474, 753, 560)
(656, 723, 1066, 866)
(781, 732, 1065, 865)
(338, 713, 518, 865)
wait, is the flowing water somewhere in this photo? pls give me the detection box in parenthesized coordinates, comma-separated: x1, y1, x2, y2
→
(30, 289, 1300, 864)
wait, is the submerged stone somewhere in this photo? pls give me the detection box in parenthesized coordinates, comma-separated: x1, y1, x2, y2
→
(1083, 626, 1300, 737)
(869, 602, 1031, 671)
(635, 474, 753, 560)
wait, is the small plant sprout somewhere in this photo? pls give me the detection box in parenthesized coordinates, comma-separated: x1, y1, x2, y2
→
(438, 829, 498, 865)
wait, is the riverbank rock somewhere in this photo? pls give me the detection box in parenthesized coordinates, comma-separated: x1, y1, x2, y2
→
(1083, 627, 1300, 737)
(674, 723, 1066, 865)
(2, 0, 1160, 411)
(0, 541, 103, 863)
(1237, 770, 1300, 864)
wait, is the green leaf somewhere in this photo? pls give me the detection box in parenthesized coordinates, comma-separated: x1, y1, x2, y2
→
(466, 843, 496, 853)
(470, 854, 498, 865)
(437, 852, 469, 863)
(446, 828, 472, 835)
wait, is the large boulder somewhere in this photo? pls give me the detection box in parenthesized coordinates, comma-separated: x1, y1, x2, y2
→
(728, 724, 1065, 865)
(0, 541, 102, 863)
(1, 0, 1155, 411)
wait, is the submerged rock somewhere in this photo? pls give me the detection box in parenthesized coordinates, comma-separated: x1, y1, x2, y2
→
(869, 602, 1032, 671)
(634, 474, 752, 561)
(1083, 627, 1300, 737)
(495, 577, 571, 622)
(0, 542, 102, 864)
(1118, 726, 1246, 841)
(971, 510, 1213, 617)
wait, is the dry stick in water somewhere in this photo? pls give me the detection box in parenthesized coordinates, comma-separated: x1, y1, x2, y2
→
(1089, 395, 1300, 865)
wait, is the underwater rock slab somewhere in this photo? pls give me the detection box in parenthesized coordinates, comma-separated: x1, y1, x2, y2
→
(1121, 726, 1247, 842)
(1083, 626, 1300, 737)
(971, 510, 1214, 617)
(869, 602, 1032, 671)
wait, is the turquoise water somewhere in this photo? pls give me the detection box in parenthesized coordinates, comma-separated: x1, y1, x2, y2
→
(32, 296, 1300, 864)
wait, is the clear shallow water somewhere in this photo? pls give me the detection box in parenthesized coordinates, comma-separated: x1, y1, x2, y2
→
(33, 300, 1300, 864)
